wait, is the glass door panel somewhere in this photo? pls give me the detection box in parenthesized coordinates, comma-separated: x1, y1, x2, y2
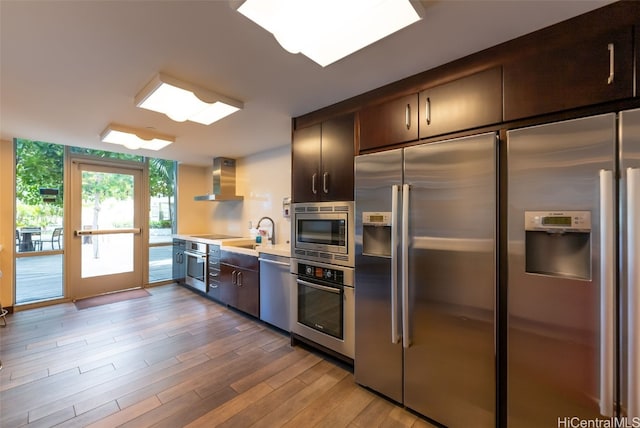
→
(69, 160, 143, 299)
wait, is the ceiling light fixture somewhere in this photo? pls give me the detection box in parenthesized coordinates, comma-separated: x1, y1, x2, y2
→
(234, 0, 424, 67)
(100, 124, 175, 151)
(134, 73, 243, 125)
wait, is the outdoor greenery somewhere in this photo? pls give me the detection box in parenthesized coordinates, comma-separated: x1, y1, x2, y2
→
(15, 140, 176, 231)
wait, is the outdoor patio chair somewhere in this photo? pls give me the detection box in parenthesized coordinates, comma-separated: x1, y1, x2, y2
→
(51, 227, 63, 250)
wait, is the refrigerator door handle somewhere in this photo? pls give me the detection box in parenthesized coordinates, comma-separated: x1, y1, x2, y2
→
(391, 185, 400, 344)
(628, 167, 640, 418)
(599, 169, 615, 416)
(402, 183, 410, 349)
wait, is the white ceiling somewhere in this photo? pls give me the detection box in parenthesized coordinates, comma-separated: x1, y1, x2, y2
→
(1, 0, 614, 166)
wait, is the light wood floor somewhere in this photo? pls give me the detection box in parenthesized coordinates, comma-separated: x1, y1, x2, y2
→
(0, 284, 435, 427)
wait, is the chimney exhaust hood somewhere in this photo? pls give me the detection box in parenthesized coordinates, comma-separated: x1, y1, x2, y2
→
(194, 157, 244, 201)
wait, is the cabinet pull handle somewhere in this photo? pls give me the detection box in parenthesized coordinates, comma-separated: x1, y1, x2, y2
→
(237, 271, 243, 287)
(312, 173, 317, 194)
(232, 270, 237, 285)
(405, 104, 411, 130)
(426, 97, 431, 125)
(607, 43, 614, 85)
(323, 172, 329, 194)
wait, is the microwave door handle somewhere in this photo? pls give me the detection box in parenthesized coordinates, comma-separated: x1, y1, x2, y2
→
(391, 185, 400, 344)
(627, 167, 640, 418)
(599, 169, 615, 416)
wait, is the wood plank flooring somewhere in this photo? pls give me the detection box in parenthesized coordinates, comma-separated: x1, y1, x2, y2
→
(0, 284, 434, 427)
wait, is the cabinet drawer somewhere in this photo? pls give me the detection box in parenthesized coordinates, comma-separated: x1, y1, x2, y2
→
(419, 67, 502, 139)
(220, 250, 259, 271)
(504, 26, 634, 121)
(359, 93, 419, 151)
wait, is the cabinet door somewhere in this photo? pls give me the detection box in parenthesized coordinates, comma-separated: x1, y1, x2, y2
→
(359, 94, 419, 151)
(219, 263, 237, 307)
(419, 67, 502, 139)
(320, 114, 355, 201)
(235, 268, 260, 318)
(292, 123, 321, 202)
(504, 27, 633, 121)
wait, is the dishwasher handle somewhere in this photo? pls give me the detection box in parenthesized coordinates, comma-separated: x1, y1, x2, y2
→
(258, 258, 290, 267)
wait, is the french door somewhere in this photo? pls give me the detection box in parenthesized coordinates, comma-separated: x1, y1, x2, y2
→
(68, 158, 144, 299)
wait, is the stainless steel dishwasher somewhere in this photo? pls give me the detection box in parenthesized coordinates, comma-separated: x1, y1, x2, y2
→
(258, 253, 291, 331)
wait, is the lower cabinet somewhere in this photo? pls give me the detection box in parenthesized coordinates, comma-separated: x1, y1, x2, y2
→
(219, 251, 260, 318)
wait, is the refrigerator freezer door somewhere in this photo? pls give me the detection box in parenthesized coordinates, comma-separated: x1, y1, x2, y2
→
(620, 108, 640, 419)
(507, 114, 616, 426)
(403, 133, 497, 427)
(354, 149, 404, 403)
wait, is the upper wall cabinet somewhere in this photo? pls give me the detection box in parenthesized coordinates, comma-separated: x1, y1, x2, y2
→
(419, 67, 502, 139)
(292, 113, 355, 202)
(359, 94, 419, 151)
(504, 26, 634, 121)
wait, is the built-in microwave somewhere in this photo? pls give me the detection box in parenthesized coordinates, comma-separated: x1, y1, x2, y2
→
(292, 201, 354, 267)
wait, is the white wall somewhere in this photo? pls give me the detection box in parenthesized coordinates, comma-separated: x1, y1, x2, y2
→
(206, 145, 291, 244)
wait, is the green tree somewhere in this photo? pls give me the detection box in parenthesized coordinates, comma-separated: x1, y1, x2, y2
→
(149, 158, 176, 227)
(16, 140, 64, 207)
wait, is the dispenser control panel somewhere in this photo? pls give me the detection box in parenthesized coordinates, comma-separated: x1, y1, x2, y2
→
(524, 211, 591, 232)
(363, 212, 392, 226)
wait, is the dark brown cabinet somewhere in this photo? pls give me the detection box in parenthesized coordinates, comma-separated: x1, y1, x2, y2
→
(359, 94, 418, 151)
(419, 67, 502, 139)
(220, 251, 259, 318)
(504, 26, 634, 121)
(292, 113, 355, 202)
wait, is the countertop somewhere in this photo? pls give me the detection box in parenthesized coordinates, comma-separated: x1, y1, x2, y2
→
(173, 234, 291, 258)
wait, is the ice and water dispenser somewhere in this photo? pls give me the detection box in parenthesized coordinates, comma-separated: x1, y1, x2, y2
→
(524, 211, 592, 280)
(362, 212, 393, 257)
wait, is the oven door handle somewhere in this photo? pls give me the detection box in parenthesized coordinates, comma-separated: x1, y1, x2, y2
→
(184, 250, 207, 260)
(296, 279, 341, 294)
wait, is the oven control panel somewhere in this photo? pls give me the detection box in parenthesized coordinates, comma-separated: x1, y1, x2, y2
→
(298, 262, 344, 285)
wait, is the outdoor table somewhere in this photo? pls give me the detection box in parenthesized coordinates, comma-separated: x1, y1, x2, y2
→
(19, 228, 41, 252)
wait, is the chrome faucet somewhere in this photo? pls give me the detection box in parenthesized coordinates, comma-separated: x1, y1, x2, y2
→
(256, 216, 275, 245)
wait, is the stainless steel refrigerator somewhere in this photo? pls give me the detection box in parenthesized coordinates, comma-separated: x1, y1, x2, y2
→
(354, 132, 497, 427)
(507, 111, 640, 426)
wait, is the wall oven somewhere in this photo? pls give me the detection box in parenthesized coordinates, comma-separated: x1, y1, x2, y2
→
(184, 241, 207, 292)
(292, 201, 354, 267)
(291, 258, 354, 362)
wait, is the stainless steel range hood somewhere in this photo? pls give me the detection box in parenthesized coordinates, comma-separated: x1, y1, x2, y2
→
(194, 157, 243, 201)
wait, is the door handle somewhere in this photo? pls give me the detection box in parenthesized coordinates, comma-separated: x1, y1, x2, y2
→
(312, 173, 317, 195)
(425, 97, 431, 125)
(232, 270, 237, 285)
(627, 167, 640, 418)
(237, 271, 243, 287)
(599, 169, 614, 416)
(405, 104, 411, 130)
(607, 43, 614, 85)
(391, 184, 400, 344)
(323, 172, 329, 194)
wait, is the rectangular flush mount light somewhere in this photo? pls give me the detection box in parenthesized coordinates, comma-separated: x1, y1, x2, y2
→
(235, 0, 424, 67)
(135, 73, 243, 125)
(100, 124, 175, 151)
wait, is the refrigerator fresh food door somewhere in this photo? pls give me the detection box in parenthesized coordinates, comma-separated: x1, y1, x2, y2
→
(403, 133, 497, 427)
(354, 148, 404, 403)
(620, 108, 640, 420)
(507, 114, 616, 426)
